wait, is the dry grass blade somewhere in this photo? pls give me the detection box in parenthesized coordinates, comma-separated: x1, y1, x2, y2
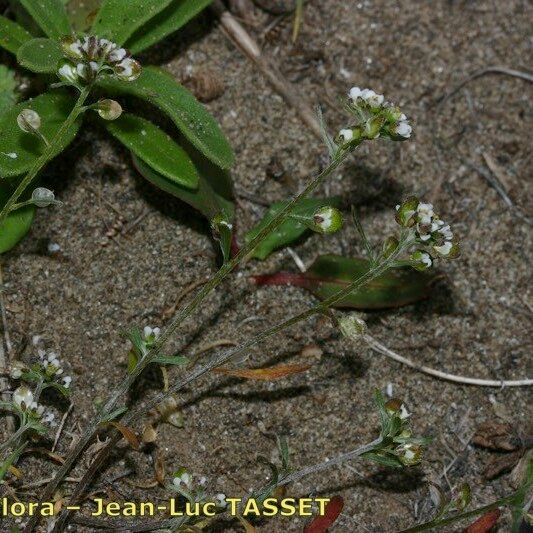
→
(108, 422, 140, 451)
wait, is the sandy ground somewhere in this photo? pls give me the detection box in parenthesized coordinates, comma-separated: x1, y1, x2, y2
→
(1, 0, 532, 531)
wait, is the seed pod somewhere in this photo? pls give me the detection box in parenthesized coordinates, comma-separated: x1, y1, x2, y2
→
(395, 196, 419, 227)
(382, 235, 399, 258)
(32, 187, 56, 207)
(338, 313, 367, 341)
(96, 99, 122, 121)
(312, 206, 343, 234)
(17, 109, 41, 133)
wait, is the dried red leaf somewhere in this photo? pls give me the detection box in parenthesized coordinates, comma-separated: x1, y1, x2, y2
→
(214, 363, 312, 380)
(463, 509, 501, 533)
(304, 495, 344, 533)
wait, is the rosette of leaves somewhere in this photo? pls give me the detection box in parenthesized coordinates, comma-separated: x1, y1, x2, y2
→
(0, 0, 235, 256)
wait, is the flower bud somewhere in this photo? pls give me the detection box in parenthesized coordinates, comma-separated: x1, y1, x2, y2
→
(410, 250, 433, 271)
(115, 58, 141, 82)
(396, 443, 422, 466)
(60, 36, 83, 60)
(312, 206, 343, 234)
(96, 99, 122, 121)
(395, 196, 419, 227)
(57, 61, 79, 84)
(385, 398, 410, 420)
(382, 235, 399, 258)
(32, 187, 56, 207)
(338, 313, 367, 341)
(17, 109, 41, 133)
(13, 386, 34, 409)
(433, 240, 460, 259)
(9, 361, 26, 380)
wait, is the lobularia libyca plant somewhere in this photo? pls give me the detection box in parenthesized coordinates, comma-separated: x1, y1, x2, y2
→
(0, 0, 233, 256)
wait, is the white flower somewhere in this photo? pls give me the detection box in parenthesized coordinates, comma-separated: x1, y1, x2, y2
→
(68, 41, 83, 59)
(143, 326, 161, 340)
(214, 493, 227, 508)
(417, 203, 434, 218)
(62, 376, 72, 388)
(17, 109, 41, 132)
(173, 471, 192, 490)
(437, 224, 453, 241)
(10, 361, 26, 380)
(399, 403, 410, 420)
(109, 48, 127, 63)
(114, 58, 141, 81)
(58, 62, 79, 84)
(361, 88, 384, 107)
(395, 120, 412, 138)
(433, 241, 453, 256)
(338, 128, 354, 144)
(349, 86, 363, 100)
(42, 411, 56, 427)
(13, 386, 34, 409)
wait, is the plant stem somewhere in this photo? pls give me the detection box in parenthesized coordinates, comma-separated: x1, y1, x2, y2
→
(27, 152, 348, 533)
(0, 86, 91, 223)
(0, 423, 28, 454)
(50, 247, 400, 532)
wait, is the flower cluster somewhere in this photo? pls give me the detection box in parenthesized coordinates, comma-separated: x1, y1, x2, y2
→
(395, 196, 459, 270)
(335, 87, 412, 149)
(12, 386, 56, 426)
(143, 325, 161, 346)
(171, 468, 227, 509)
(363, 391, 429, 468)
(58, 35, 141, 86)
(37, 349, 72, 389)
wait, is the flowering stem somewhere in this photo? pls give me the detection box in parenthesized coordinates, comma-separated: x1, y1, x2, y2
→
(0, 86, 91, 223)
(27, 152, 349, 533)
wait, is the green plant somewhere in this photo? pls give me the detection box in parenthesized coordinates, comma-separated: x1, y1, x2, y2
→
(0, 0, 233, 254)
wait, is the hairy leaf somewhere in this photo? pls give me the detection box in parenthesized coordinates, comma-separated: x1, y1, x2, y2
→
(98, 67, 234, 169)
(0, 91, 82, 178)
(106, 114, 199, 189)
(0, 14, 33, 54)
(65, 0, 101, 31)
(92, 0, 175, 45)
(252, 255, 440, 309)
(304, 495, 344, 533)
(214, 364, 312, 380)
(19, 0, 71, 39)
(0, 180, 35, 254)
(133, 148, 234, 259)
(17, 38, 62, 74)
(152, 355, 189, 366)
(361, 451, 403, 468)
(0, 65, 18, 114)
(245, 197, 340, 260)
(127, 0, 212, 54)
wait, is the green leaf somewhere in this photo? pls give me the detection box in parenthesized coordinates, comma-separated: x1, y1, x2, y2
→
(19, 0, 71, 39)
(253, 255, 441, 310)
(127, 0, 212, 54)
(0, 14, 33, 54)
(361, 451, 403, 469)
(98, 67, 234, 169)
(152, 355, 189, 366)
(105, 114, 199, 189)
(92, 0, 175, 45)
(133, 148, 234, 259)
(0, 180, 35, 254)
(17, 38, 62, 74)
(245, 197, 340, 260)
(65, 0, 101, 31)
(0, 65, 18, 115)
(0, 90, 82, 178)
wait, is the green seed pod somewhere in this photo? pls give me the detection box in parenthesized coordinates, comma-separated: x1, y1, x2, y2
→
(396, 443, 423, 466)
(395, 196, 419, 227)
(382, 235, 399, 258)
(17, 109, 41, 133)
(312, 206, 343, 234)
(32, 187, 56, 207)
(96, 99, 123, 121)
(338, 313, 367, 341)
